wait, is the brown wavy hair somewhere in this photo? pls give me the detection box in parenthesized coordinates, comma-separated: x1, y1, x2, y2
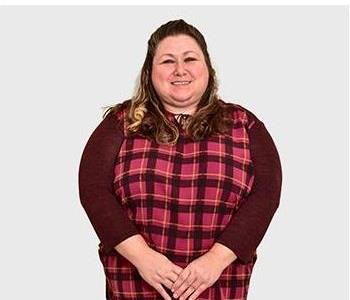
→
(103, 19, 233, 145)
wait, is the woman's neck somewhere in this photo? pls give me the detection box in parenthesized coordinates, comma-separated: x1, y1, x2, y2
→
(163, 105, 197, 116)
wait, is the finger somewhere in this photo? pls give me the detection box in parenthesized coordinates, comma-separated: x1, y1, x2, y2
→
(177, 285, 196, 300)
(162, 278, 175, 290)
(156, 284, 172, 300)
(173, 274, 196, 299)
(179, 279, 201, 300)
(168, 270, 180, 283)
(172, 264, 184, 275)
(171, 269, 191, 292)
(187, 283, 207, 300)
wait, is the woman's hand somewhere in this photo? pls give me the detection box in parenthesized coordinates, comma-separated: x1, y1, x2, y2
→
(134, 247, 184, 300)
(170, 251, 226, 300)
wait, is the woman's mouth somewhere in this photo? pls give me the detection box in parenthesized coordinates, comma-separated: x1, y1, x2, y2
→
(171, 80, 192, 85)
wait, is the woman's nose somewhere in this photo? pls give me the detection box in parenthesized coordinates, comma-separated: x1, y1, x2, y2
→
(174, 61, 187, 76)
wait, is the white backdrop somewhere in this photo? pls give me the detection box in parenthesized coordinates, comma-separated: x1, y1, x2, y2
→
(0, 6, 348, 300)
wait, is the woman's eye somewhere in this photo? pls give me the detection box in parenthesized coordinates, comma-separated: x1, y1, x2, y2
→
(185, 57, 197, 62)
(162, 59, 174, 64)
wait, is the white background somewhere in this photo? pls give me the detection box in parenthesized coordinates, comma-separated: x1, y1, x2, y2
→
(0, 5, 348, 300)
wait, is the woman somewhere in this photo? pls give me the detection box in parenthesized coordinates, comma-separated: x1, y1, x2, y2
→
(79, 19, 282, 300)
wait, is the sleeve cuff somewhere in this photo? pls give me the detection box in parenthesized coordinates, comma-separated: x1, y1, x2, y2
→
(99, 229, 140, 255)
(215, 236, 257, 264)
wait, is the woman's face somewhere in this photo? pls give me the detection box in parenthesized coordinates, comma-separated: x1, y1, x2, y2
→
(151, 34, 209, 114)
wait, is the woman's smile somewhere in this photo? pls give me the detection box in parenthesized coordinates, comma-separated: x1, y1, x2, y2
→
(171, 80, 192, 86)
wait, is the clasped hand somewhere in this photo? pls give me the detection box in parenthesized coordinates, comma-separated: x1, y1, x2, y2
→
(135, 248, 226, 300)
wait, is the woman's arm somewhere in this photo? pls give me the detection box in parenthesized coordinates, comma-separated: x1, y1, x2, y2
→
(114, 234, 152, 266)
(214, 112, 283, 264)
(78, 111, 141, 254)
(79, 114, 183, 299)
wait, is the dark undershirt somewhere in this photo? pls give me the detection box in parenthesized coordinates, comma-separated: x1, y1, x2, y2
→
(78, 104, 282, 263)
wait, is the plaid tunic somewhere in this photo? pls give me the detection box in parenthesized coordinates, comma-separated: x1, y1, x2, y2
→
(98, 101, 258, 299)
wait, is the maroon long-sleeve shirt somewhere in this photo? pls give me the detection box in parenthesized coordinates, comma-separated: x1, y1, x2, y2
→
(78, 101, 282, 264)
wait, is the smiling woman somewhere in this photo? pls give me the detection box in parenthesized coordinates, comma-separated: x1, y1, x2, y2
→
(79, 19, 282, 300)
(151, 34, 209, 115)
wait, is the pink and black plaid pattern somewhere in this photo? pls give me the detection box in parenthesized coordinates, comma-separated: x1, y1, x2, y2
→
(99, 102, 257, 299)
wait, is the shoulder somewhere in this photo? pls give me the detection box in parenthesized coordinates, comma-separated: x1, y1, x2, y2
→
(103, 98, 132, 122)
(218, 99, 263, 129)
(96, 99, 132, 136)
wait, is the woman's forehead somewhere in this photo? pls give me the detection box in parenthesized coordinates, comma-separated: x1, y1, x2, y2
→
(154, 35, 203, 56)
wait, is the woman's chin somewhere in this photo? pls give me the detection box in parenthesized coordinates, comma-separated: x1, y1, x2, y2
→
(169, 94, 194, 104)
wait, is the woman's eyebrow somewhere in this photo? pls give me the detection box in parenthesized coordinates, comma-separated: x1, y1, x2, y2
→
(159, 51, 199, 58)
